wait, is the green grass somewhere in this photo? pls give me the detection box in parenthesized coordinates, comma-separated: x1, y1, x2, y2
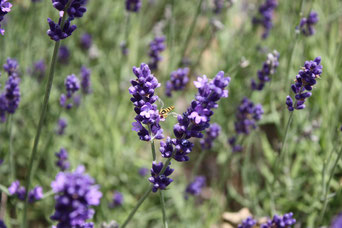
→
(0, 0, 342, 227)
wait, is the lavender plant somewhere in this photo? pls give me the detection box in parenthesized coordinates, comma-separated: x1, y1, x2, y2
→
(0, 0, 12, 35)
(252, 0, 278, 39)
(165, 67, 189, 97)
(299, 11, 319, 36)
(148, 36, 166, 70)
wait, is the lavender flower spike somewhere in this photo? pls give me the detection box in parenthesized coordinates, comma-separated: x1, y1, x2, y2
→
(251, 50, 280, 90)
(260, 212, 296, 228)
(286, 57, 322, 111)
(129, 63, 163, 141)
(299, 11, 318, 36)
(50, 166, 102, 227)
(56, 118, 67, 135)
(3, 58, 19, 76)
(0, 0, 12, 35)
(110, 191, 124, 208)
(252, 0, 278, 39)
(185, 176, 206, 197)
(238, 217, 257, 228)
(200, 123, 221, 150)
(80, 66, 92, 94)
(5, 75, 21, 114)
(165, 67, 189, 97)
(149, 161, 174, 192)
(60, 74, 80, 109)
(148, 36, 166, 70)
(126, 0, 141, 12)
(55, 148, 70, 171)
(0, 220, 6, 228)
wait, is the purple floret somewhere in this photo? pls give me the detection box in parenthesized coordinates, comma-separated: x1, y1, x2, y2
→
(165, 68, 189, 97)
(299, 11, 319, 36)
(252, 0, 278, 39)
(185, 176, 206, 197)
(149, 161, 174, 192)
(148, 36, 166, 70)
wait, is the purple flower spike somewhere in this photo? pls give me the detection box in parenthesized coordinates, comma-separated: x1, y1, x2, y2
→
(28, 186, 43, 203)
(0, 219, 6, 228)
(260, 212, 296, 228)
(4, 75, 21, 114)
(126, 0, 141, 12)
(286, 57, 322, 111)
(299, 11, 318, 36)
(129, 63, 163, 141)
(50, 166, 102, 227)
(238, 217, 257, 228)
(185, 176, 206, 197)
(80, 33, 92, 50)
(3, 58, 18, 76)
(252, 0, 278, 39)
(251, 50, 279, 90)
(60, 74, 80, 110)
(80, 66, 92, 94)
(235, 98, 264, 134)
(165, 68, 189, 97)
(8, 180, 43, 203)
(0, 0, 12, 35)
(148, 36, 166, 70)
(58, 45, 70, 64)
(149, 161, 174, 192)
(200, 123, 221, 150)
(55, 148, 70, 171)
(110, 191, 124, 208)
(47, 17, 77, 42)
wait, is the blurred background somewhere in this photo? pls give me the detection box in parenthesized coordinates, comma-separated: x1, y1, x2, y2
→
(0, 0, 342, 227)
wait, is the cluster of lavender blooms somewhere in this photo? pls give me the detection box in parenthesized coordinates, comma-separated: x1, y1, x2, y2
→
(252, 0, 278, 39)
(80, 33, 92, 50)
(125, 0, 141, 12)
(149, 162, 174, 192)
(286, 57, 322, 111)
(80, 66, 92, 94)
(165, 68, 189, 97)
(129, 63, 164, 141)
(60, 74, 80, 109)
(229, 98, 264, 152)
(58, 45, 70, 64)
(8, 180, 43, 203)
(148, 36, 166, 70)
(47, 0, 88, 41)
(238, 213, 296, 228)
(251, 50, 280, 91)
(185, 176, 206, 198)
(156, 72, 230, 191)
(0, 220, 6, 228)
(55, 148, 70, 171)
(200, 123, 221, 150)
(109, 191, 124, 208)
(238, 217, 256, 228)
(0, 58, 21, 123)
(50, 166, 102, 228)
(29, 60, 46, 81)
(0, 0, 12, 35)
(299, 11, 319, 36)
(56, 118, 67, 135)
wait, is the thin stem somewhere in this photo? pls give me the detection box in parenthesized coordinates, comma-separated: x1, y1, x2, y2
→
(192, 149, 208, 178)
(160, 191, 168, 228)
(121, 187, 153, 228)
(9, 115, 15, 182)
(319, 145, 342, 223)
(178, 0, 204, 67)
(150, 140, 156, 161)
(22, 3, 72, 227)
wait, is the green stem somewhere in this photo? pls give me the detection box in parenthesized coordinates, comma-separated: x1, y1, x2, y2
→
(121, 187, 153, 228)
(319, 145, 342, 223)
(178, 0, 204, 67)
(160, 191, 168, 228)
(22, 3, 72, 227)
(9, 116, 15, 182)
(151, 140, 156, 161)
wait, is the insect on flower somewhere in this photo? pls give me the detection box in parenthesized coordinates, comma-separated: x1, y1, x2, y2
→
(159, 106, 175, 120)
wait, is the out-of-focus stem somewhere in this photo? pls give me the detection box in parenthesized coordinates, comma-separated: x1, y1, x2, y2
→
(160, 191, 168, 228)
(22, 2, 72, 227)
(9, 116, 15, 182)
(178, 0, 204, 67)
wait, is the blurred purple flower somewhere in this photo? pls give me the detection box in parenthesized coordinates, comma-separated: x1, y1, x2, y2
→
(148, 36, 166, 70)
(80, 66, 91, 94)
(56, 118, 68, 135)
(0, 0, 12, 35)
(50, 166, 102, 227)
(125, 0, 141, 12)
(30, 60, 46, 81)
(185, 176, 206, 197)
(251, 50, 279, 90)
(252, 0, 278, 39)
(0, 219, 6, 228)
(331, 213, 342, 228)
(165, 68, 189, 97)
(260, 212, 296, 228)
(299, 11, 318, 36)
(58, 45, 70, 64)
(55, 148, 70, 171)
(238, 217, 256, 228)
(120, 41, 129, 56)
(4, 75, 21, 114)
(8, 180, 43, 203)
(110, 191, 123, 208)
(80, 33, 92, 50)
(60, 74, 80, 110)
(139, 167, 148, 177)
(200, 123, 221, 150)
(3, 58, 18, 76)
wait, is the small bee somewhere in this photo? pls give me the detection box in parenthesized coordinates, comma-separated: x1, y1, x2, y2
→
(159, 106, 175, 119)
